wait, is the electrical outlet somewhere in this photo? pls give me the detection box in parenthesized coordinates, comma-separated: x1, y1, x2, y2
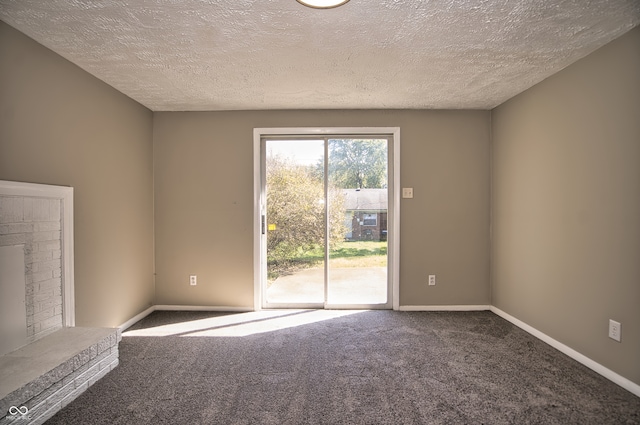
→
(190, 275, 197, 286)
(428, 275, 436, 286)
(609, 319, 621, 342)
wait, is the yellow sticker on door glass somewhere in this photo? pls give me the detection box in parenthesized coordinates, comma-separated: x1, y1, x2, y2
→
(268, 224, 277, 231)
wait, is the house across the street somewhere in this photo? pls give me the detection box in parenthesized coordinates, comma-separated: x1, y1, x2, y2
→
(343, 188, 388, 241)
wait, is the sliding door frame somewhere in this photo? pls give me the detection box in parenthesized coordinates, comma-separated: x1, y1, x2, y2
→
(253, 127, 400, 310)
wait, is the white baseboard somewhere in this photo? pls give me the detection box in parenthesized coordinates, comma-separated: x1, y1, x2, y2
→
(154, 305, 253, 312)
(118, 306, 155, 332)
(491, 306, 640, 398)
(399, 305, 492, 311)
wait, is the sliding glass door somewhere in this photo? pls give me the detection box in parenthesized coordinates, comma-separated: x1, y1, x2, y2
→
(326, 138, 388, 305)
(264, 139, 326, 305)
(261, 136, 391, 309)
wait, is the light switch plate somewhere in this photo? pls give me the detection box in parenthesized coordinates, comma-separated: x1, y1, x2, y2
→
(402, 188, 414, 198)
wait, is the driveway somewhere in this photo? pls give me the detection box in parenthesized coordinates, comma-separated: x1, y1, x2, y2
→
(266, 267, 387, 305)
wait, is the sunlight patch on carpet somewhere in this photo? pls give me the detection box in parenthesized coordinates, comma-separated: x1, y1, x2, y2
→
(122, 309, 367, 338)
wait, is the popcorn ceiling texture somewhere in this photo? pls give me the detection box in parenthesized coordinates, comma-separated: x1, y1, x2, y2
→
(1, 0, 639, 111)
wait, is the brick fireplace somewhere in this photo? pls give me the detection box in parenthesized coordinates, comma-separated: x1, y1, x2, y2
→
(0, 182, 120, 424)
(0, 181, 74, 356)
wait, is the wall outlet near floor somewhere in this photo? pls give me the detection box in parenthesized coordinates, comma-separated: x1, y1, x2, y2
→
(428, 275, 436, 286)
(608, 319, 621, 342)
(190, 275, 197, 286)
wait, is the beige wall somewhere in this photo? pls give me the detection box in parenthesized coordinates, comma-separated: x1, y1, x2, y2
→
(0, 22, 155, 327)
(153, 110, 491, 307)
(491, 26, 640, 384)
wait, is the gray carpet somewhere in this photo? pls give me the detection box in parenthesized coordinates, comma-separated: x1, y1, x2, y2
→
(47, 310, 640, 424)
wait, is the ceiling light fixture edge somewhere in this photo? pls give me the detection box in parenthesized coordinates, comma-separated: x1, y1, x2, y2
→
(296, 0, 350, 9)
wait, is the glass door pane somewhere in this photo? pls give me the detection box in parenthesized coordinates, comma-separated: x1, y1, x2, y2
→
(264, 139, 325, 306)
(262, 136, 391, 309)
(327, 138, 388, 305)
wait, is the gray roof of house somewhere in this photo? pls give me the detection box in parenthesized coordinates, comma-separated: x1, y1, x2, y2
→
(342, 189, 387, 211)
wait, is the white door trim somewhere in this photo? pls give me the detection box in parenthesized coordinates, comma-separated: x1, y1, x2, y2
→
(253, 127, 400, 311)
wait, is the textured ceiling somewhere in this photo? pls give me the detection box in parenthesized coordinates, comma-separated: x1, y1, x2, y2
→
(1, 0, 639, 111)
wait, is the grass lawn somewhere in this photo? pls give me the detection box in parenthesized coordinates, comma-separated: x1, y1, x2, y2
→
(268, 241, 387, 280)
(329, 241, 387, 267)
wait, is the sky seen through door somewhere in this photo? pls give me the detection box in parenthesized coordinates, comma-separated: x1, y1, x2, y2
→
(267, 140, 323, 166)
